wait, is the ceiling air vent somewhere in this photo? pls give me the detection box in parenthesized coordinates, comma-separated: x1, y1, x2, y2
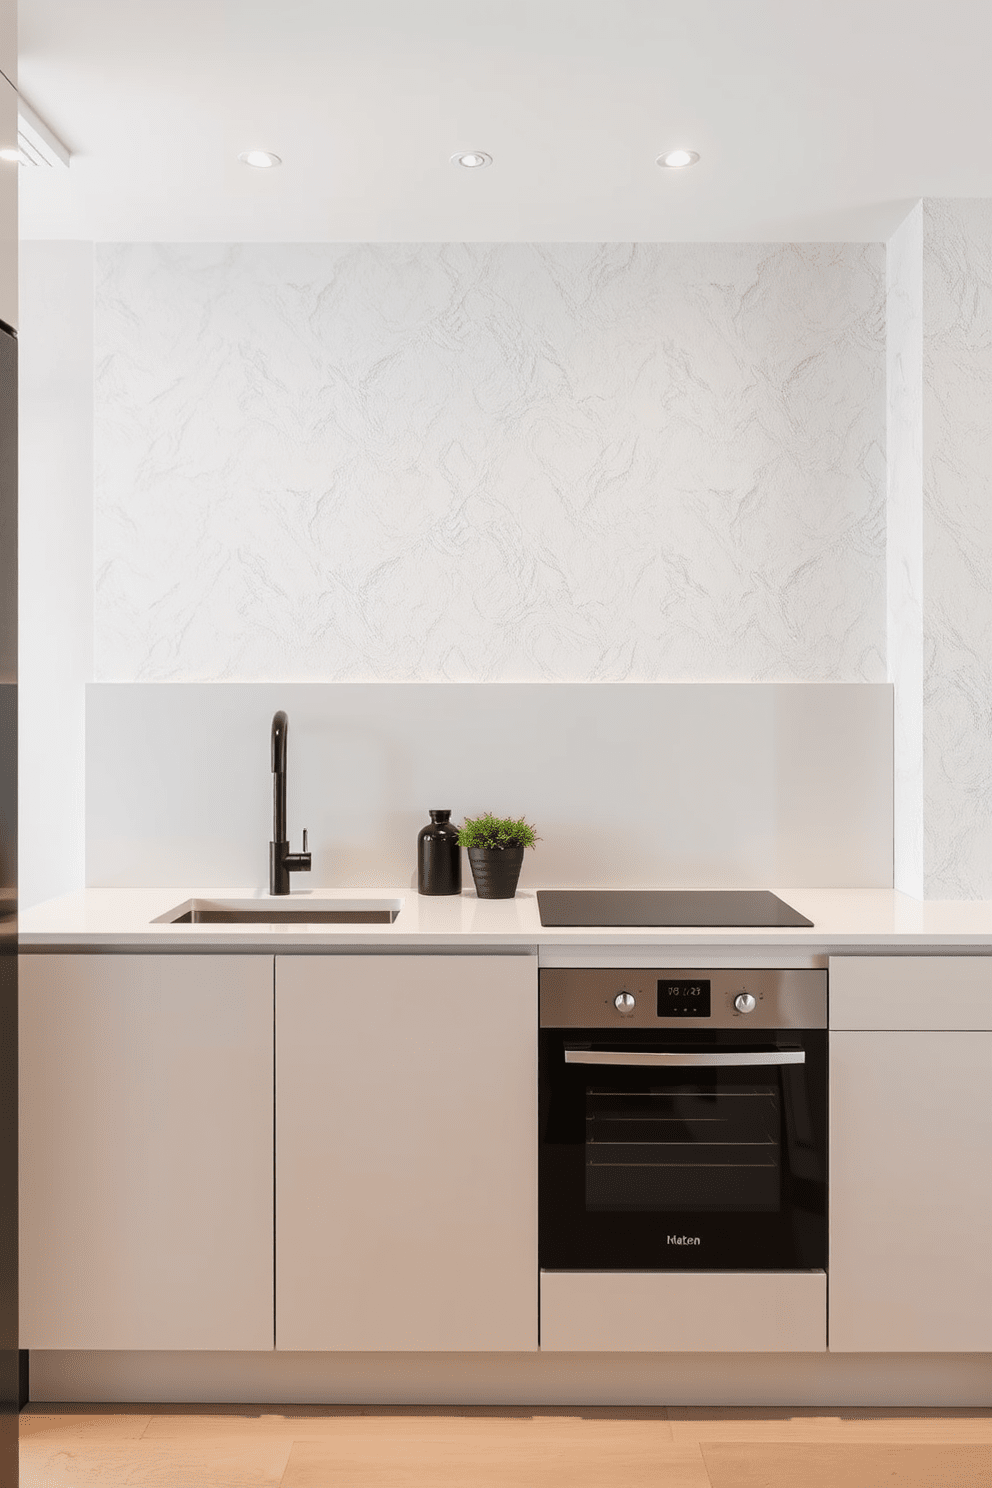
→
(16, 97, 70, 168)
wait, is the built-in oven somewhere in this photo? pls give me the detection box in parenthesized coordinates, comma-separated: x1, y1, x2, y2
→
(539, 968, 827, 1273)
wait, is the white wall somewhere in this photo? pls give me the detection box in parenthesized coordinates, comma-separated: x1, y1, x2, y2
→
(887, 204, 924, 897)
(0, 71, 15, 331)
(921, 200, 992, 897)
(886, 200, 992, 899)
(86, 682, 893, 892)
(0, 0, 13, 330)
(93, 242, 885, 684)
(49, 233, 992, 903)
(0, 1, 13, 85)
(18, 242, 93, 907)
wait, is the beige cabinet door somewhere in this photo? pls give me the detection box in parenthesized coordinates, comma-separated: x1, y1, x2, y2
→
(20, 954, 274, 1350)
(829, 1030, 992, 1351)
(276, 954, 538, 1351)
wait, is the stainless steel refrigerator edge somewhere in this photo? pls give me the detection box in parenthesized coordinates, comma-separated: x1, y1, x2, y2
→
(0, 318, 17, 1481)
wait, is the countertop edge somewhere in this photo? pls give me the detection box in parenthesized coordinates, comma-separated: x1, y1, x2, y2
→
(18, 930, 992, 951)
(18, 887, 992, 953)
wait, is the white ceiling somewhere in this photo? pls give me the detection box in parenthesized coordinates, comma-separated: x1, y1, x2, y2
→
(16, 0, 992, 242)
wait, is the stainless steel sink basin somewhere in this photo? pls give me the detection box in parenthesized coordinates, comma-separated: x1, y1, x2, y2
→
(154, 898, 401, 925)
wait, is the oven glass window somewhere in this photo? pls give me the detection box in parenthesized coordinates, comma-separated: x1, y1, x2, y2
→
(585, 1083, 781, 1212)
(539, 1022, 827, 1272)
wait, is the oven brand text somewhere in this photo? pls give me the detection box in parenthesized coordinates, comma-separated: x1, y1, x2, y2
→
(667, 1235, 701, 1245)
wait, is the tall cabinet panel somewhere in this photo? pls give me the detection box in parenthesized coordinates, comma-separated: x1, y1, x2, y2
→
(829, 957, 992, 1351)
(20, 954, 275, 1350)
(277, 954, 538, 1351)
(0, 0, 16, 1466)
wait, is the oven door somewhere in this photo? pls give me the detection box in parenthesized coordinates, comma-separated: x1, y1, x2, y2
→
(539, 1026, 827, 1271)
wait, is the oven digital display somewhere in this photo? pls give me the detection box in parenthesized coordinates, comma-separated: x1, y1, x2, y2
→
(657, 979, 711, 1017)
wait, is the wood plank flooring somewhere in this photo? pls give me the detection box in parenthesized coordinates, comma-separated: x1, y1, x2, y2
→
(19, 1403, 992, 1487)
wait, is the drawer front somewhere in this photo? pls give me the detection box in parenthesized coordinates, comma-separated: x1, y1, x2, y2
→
(829, 957, 992, 1030)
(540, 1271, 825, 1352)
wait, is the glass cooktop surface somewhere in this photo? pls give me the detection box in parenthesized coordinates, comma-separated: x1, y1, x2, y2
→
(535, 889, 813, 928)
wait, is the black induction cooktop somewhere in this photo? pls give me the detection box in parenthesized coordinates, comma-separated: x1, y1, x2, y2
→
(535, 889, 814, 928)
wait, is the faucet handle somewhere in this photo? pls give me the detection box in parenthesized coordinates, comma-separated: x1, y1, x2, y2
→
(302, 828, 309, 854)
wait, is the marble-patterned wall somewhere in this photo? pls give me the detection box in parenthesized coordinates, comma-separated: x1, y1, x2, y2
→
(93, 242, 886, 683)
(922, 200, 992, 897)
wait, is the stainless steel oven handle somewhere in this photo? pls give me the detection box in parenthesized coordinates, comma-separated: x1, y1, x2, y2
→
(564, 1049, 806, 1067)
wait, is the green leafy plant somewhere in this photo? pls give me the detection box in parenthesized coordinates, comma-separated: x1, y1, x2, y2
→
(457, 813, 540, 851)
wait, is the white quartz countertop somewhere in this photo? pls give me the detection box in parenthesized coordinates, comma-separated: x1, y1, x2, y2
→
(18, 885, 992, 956)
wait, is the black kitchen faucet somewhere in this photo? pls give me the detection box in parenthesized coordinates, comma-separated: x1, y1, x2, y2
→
(269, 710, 312, 894)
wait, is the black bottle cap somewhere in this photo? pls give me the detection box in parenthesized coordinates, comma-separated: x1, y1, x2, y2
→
(429, 809, 452, 821)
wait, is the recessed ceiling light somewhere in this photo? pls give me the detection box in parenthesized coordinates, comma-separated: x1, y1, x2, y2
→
(450, 151, 492, 169)
(0, 147, 20, 163)
(238, 150, 282, 169)
(657, 149, 700, 170)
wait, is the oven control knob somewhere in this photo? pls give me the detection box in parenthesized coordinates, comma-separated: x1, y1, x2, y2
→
(614, 992, 636, 1015)
(734, 993, 757, 1014)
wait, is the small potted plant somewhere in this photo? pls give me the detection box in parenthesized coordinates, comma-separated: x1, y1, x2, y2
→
(457, 813, 539, 900)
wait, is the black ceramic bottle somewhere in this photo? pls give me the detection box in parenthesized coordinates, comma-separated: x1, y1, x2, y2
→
(417, 810, 462, 896)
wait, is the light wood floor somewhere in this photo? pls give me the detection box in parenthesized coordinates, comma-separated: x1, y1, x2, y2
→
(18, 1403, 992, 1487)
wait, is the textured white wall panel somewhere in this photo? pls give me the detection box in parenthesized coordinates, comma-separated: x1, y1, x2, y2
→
(922, 200, 992, 897)
(93, 243, 885, 684)
(886, 205, 924, 898)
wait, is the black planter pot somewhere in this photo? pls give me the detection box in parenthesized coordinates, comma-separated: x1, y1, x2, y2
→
(467, 846, 525, 900)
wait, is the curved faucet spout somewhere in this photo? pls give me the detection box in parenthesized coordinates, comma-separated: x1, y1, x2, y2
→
(271, 710, 288, 774)
(269, 709, 311, 894)
(271, 711, 288, 845)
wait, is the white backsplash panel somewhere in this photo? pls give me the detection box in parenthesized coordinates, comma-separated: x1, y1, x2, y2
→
(86, 682, 893, 892)
(93, 242, 885, 684)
